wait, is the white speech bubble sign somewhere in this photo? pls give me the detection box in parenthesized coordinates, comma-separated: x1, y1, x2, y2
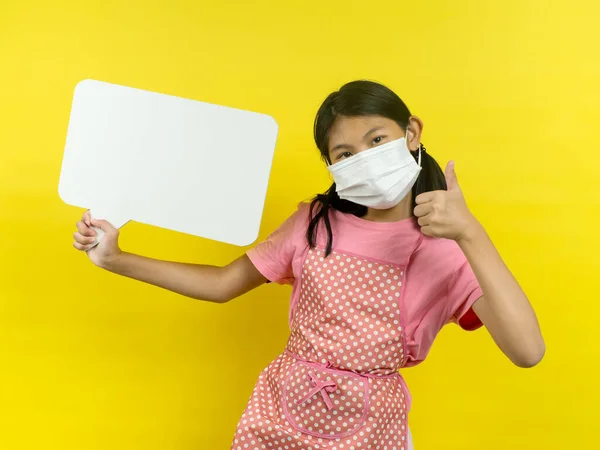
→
(58, 79, 278, 247)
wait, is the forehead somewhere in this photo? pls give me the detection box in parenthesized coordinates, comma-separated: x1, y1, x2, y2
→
(328, 116, 400, 147)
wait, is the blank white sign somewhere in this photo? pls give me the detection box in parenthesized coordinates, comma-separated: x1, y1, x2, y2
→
(59, 80, 278, 246)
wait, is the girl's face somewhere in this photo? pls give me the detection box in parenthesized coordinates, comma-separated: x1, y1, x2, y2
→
(327, 115, 422, 164)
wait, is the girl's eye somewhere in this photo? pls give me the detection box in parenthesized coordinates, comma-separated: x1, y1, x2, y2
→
(372, 136, 386, 146)
(337, 151, 353, 160)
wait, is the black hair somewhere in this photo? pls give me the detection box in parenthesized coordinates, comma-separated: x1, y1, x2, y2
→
(307, 80, 447, 256)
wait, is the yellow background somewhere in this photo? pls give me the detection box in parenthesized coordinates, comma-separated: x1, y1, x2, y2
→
(1, 0, 597, 449)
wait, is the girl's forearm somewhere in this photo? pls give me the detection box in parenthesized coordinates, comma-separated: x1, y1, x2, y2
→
(458, 221, 545, 367)
(101, 252, 264, 303)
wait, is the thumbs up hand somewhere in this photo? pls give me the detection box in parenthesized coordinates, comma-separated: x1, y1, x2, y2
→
(413, 161, 478, 241)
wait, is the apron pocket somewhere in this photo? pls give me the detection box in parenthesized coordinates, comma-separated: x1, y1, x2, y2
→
(282, 360, 369, 439)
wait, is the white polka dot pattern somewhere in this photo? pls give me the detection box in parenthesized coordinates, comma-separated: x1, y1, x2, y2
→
(282, 361, 368, 438)
(288, 249, 405, 375)
(231, 248, 410, 449)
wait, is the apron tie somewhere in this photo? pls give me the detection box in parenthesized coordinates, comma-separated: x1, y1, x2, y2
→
(296, 372, 337, 410)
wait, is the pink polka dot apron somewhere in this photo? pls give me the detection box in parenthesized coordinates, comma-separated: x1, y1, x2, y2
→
(232, 238, 422, 450)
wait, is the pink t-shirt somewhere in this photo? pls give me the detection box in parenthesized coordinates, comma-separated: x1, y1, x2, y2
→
(247, 203, 483, 368)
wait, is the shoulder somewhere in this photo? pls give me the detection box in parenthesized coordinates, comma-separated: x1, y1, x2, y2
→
(295, 201, 312, 222)
(245, 202, 312, 284)
(418, 235, 464, 256)
(281, 201, 311, 237)
(412, 235, 468, 278)
(268, 201, 312, 244)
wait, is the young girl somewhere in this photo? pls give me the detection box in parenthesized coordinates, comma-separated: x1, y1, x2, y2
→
(73, 80, 545, 450)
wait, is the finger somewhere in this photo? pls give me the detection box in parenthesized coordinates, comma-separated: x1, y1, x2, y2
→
(445, 161, 460, 191)
(83, 210, 92, 226)
(74, 231, 97, 246)
(76, 220, 96, 237)
(413, 203, 433, 217)
(415, 191, 436, 205)
(417, 215, 430, 227)
(420, 225, 434, 237)
(73, 241, 93, 252)
(90, 218, 118, 234)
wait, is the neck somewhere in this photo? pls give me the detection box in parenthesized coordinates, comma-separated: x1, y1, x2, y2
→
(363, 195, 414, 223)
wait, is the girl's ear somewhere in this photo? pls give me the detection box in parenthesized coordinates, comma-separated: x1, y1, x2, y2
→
(406, 116, 424, 151)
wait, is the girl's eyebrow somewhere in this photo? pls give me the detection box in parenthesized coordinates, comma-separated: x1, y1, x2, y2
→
(330, 142, 354, 152)
(363, 126, 384, 139)
(330, 127, 385, 153)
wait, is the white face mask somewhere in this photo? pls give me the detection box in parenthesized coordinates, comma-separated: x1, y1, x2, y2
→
(327, 136, 422, 210)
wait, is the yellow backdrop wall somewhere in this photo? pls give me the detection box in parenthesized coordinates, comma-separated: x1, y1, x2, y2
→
(1, 1, 598, 449)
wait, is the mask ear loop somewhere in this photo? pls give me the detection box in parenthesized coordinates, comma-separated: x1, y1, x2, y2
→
(407, 126, 423, 167)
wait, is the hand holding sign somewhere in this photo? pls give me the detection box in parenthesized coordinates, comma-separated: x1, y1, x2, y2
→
(73, 211, 122, 267)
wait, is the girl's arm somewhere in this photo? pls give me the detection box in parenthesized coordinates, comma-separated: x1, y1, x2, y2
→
(414, 161, 545, 368)
(457, 222, 545, 368)
(73, 212, 267, 303)
(101, 253, 266, 303)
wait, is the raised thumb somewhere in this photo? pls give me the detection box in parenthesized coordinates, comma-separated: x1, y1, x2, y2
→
(445, 161, 459, 191)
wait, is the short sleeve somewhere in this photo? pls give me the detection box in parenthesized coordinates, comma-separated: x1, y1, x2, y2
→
(447, 260, 484, 331)
(246, 210, 300, 285)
